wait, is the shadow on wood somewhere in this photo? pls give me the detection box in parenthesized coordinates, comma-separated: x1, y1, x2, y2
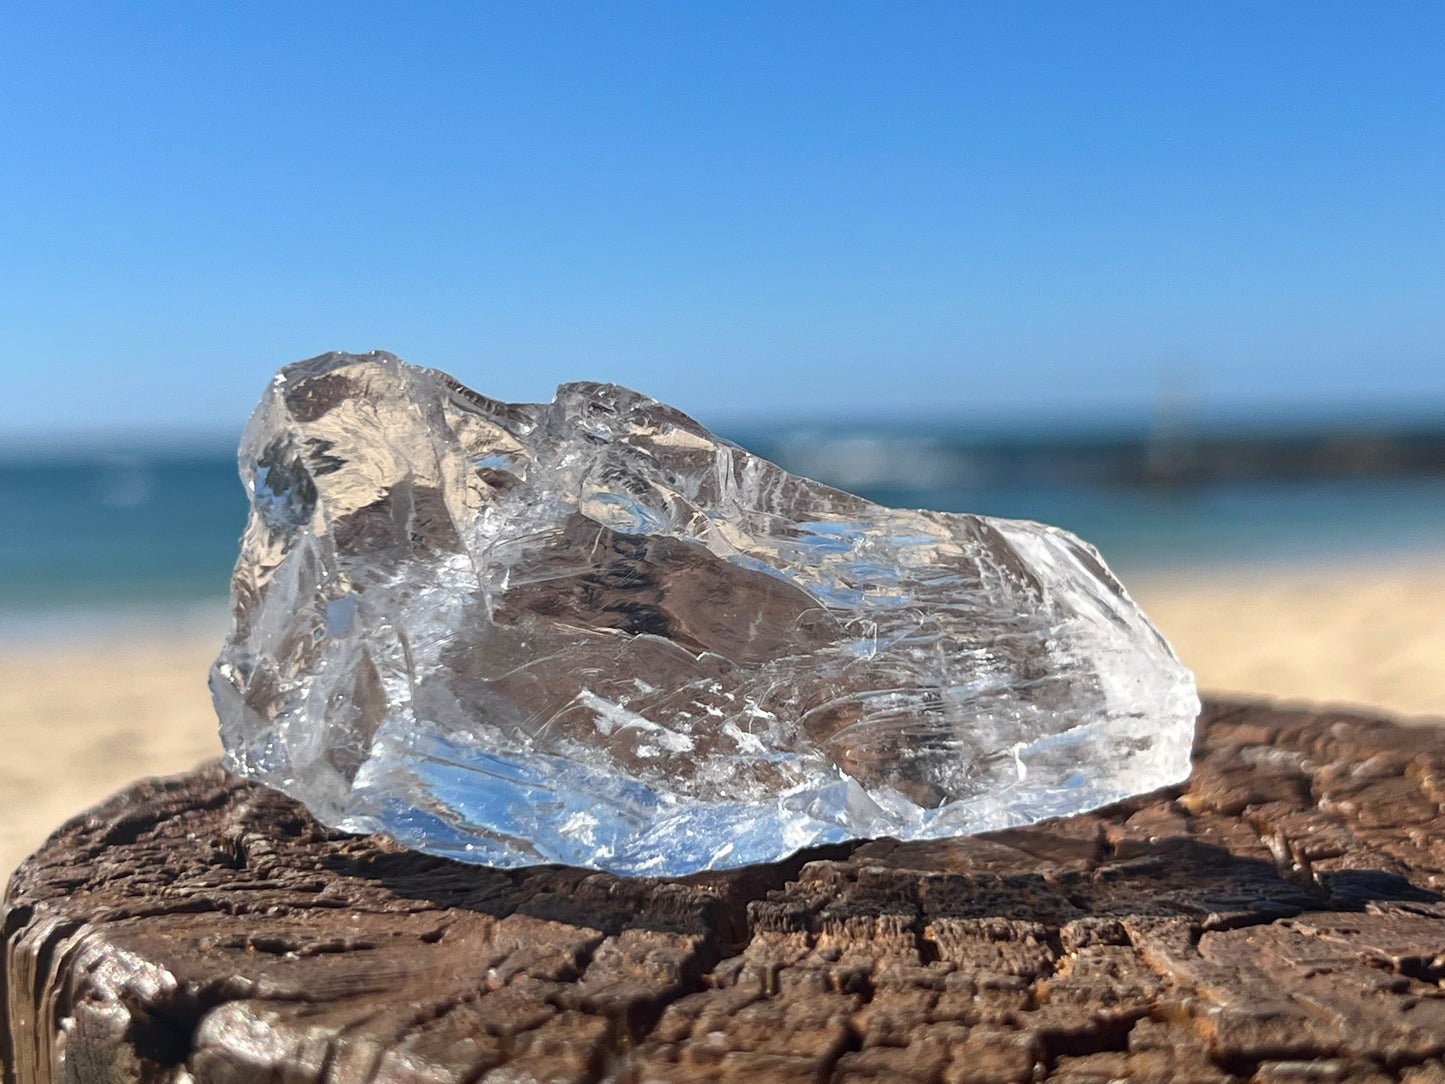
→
(7, 700, 1445, 1083)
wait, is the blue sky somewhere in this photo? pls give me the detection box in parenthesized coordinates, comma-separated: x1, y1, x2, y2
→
(1, 2, 1441, 442)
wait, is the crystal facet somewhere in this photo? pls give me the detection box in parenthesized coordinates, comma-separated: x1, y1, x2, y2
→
(212, 351, 1199, 875)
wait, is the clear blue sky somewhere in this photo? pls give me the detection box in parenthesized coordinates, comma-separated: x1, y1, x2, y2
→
(2, 2, 1441, 442)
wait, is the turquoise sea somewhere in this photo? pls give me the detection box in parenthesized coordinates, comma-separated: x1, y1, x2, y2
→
(3, 431, 1444, 625)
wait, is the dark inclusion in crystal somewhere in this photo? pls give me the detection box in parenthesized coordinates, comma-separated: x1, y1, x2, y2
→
(212, 351, 1198, 875)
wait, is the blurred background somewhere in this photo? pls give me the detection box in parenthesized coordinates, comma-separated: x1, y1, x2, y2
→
(2, 3, 1442, 873)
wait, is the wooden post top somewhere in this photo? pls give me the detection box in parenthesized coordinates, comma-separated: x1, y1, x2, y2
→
(6, 700, 1445, 1084)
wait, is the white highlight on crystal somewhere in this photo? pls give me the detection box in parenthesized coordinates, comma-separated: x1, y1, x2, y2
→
(578, 689, 696, 754)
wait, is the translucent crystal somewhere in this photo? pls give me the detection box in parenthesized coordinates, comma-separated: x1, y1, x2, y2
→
(211, 351, 1199, 875)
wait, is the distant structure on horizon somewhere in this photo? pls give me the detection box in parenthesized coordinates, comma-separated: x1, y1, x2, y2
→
(739, 423, 1445, 494)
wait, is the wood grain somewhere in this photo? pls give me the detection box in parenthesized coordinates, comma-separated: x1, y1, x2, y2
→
(7, 700, 1445, 1083)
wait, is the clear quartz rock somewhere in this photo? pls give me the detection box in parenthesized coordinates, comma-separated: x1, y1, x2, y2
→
(212, 351, 1199, 875)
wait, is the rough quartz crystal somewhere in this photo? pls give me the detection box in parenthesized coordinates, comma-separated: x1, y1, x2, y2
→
(212, 351, 1199, 875)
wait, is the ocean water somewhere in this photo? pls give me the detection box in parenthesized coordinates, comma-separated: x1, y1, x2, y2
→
(3, 440, 1443, 625)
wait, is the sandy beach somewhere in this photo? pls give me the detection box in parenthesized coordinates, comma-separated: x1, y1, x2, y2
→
(3, 556, 1443, 880)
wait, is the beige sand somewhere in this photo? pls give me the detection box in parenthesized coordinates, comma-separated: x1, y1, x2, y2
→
(1132, 557, 1445, 724)
(4, 557, 1443, 880)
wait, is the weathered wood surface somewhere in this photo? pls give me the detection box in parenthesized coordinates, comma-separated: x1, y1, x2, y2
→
(6, 700, 1445, 1084)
